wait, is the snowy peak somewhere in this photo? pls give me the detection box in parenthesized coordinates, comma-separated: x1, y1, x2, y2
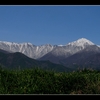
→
(76, 38, 94, 45)
(0, 41, 18, 45)
(67, 38, 94, 47)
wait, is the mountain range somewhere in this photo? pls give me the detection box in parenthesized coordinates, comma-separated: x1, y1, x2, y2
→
(0, 38, 100, 71)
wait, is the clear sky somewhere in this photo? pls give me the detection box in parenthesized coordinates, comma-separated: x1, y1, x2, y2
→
(0, 5, 100, 46)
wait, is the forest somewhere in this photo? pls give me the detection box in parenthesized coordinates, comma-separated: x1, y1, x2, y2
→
(1, 65, 100, 94)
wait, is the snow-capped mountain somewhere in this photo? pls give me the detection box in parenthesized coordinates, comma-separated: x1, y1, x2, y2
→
(39, 38, 96, 63)
(1, 37, 100, 71)
(0, 41, 54, 59)
(0, 38, 98, 61)
(65, 38, 95, 54)
(67, 38, 94, 47)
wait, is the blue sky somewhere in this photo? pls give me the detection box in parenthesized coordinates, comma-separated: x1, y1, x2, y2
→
(0, 5, 100, 45)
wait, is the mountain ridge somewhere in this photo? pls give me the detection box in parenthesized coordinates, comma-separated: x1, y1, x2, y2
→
(0, 38, 98, 60)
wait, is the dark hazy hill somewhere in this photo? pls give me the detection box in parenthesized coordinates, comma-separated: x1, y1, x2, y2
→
(0, 51, 70, 72)
(0, 48, 10, 54)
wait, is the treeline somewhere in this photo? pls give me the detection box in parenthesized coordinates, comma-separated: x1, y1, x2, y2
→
(0, 66, 100, 94)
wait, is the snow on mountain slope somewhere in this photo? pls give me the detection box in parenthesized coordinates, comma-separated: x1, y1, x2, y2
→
(47, 38, 95, 57)
(0, 41, 54, 59)
(65, 38, 95, 54)
(39, 38, 96, 63)
(97, 45, 100, 48)
(0, 38, 96, 60)
(34, 44, 54, 59)
(67, 38, 94, 48)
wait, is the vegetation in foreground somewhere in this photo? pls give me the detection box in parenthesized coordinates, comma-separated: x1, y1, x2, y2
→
(0, 66, 100, 94)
